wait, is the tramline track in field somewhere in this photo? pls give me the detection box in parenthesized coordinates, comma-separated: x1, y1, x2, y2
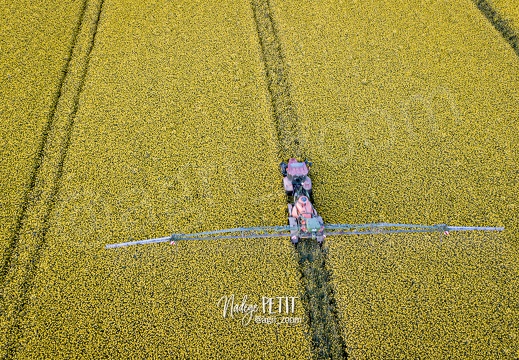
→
(0, 0, 88, 287)
(251, 0, 301, 160)
(250, 0, 348, 357)
(474, 0, 519, 56)
(1, 0, 106, 357)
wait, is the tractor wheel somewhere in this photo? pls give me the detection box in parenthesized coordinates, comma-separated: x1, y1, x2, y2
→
(280, 162, 288, 176)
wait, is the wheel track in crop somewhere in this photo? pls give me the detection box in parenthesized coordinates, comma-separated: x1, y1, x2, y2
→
(0, 0, 105, 357)
(251, 0, 302, 160)
(296, 239, 349, 359)
(474, 0, 519, 57)
(0, 0, 89, 290)
(251, 1, 348, 358)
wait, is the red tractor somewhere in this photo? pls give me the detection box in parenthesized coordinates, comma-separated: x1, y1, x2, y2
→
(280, 158, 325, 245)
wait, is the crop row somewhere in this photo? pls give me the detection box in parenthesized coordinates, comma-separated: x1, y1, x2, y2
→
(269, 0, 519, 356)
(8, 0, 312, 358)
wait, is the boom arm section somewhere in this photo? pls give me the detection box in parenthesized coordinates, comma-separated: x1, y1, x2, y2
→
(105, 226, 291, 249)
(323, 223, 504, 235)
(105, 223, 504, 249)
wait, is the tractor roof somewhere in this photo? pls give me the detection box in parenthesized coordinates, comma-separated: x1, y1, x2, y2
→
(287, 159, 308, 176)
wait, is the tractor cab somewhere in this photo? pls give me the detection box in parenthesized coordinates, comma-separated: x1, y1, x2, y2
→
(280, 158, 312, 197)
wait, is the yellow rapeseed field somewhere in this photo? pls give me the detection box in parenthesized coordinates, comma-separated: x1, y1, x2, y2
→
(327, 232, 519, 358)
(4, 0, 519, 357)
(0, 0, 83, 269)
(270, 0, 519, 356)
(5, 0, 312, 358)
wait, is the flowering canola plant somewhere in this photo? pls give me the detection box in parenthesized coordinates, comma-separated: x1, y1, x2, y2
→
(270, 0, 519, 229)
(4, 0, 519, 357)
